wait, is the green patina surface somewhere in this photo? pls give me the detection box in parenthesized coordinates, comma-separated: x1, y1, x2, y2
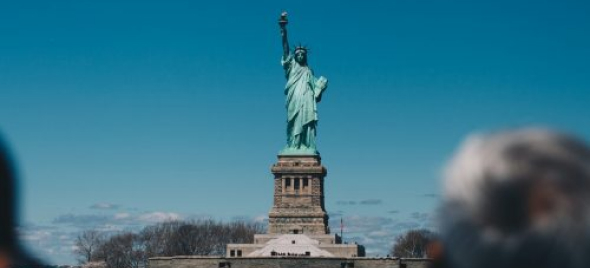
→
(278, 12, 327, 156)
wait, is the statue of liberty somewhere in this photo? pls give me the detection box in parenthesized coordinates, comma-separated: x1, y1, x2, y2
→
(278, 12, 328, 155)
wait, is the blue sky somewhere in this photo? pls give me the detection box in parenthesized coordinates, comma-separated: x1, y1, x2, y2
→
(1, 0, 589, 264)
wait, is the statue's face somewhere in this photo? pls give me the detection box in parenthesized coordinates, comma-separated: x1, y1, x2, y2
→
(294, 50, 307, 64)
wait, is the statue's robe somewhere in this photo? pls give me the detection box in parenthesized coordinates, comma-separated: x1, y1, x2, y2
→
(281, 54, 323, 150)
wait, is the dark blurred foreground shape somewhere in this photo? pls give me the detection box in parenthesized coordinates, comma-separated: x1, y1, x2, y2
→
(0, 136, 42, 268)
(434, 128, 590, 268)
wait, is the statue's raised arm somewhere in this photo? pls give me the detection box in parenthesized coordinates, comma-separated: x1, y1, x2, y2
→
(279, 12, 290, 59)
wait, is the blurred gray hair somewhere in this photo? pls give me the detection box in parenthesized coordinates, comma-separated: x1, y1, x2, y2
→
(440, 128, 590, 268)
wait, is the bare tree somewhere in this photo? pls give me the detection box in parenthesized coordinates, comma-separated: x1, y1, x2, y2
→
(75, 219, 265, 268)
(74, 230, 104, 264)
(391, 229, 435, 258)
(96, 232, 146, 268)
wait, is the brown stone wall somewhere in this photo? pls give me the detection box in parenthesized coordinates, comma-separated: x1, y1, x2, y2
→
(268, 155, 329, 235)
(150, 257, 219, 268)
(273, 178, 282, 205)
(280, 195, 313, 207)
(150, 257, 431, 268)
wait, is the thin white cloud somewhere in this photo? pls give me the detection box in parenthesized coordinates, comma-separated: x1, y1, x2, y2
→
(89, 203, 120, 210)
(137, 211, 181, 223)
(253, 215, 268, 223)
(113, 212, 130, 220)
(18, 224, 77, 265)
(410, 212, 430, 222)
(336, 199, 383, 205)
(19, 229, 52, 242)
(52, 214, 110, 227)
(359, 199, 383, 205)
(52, 210, 183, 228)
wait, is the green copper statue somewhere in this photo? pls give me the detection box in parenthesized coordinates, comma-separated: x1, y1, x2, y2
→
(278, 12, 328, 155)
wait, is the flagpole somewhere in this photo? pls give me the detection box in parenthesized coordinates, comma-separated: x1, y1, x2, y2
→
(340, 217, 343, 241)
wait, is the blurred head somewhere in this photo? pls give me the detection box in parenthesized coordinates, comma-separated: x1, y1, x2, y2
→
(0, 138, 17, 257)
(439, 128, 590, 268)
(294, 48, 307, 65)
(0, 136, 41, 267)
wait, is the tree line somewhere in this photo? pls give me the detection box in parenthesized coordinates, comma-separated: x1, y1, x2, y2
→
(75, 219, 434, 268)
(74, 220, 264, 268)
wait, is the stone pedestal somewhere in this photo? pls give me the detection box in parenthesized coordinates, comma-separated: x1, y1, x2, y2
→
(225, 154, 362, 258)
(268, 155, 328, 235)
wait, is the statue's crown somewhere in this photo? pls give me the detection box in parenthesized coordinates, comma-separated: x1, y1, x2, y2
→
(294, 44, 309, 53)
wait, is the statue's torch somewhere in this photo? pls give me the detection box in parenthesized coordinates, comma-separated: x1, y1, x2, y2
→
(278, 11, 288, 28)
